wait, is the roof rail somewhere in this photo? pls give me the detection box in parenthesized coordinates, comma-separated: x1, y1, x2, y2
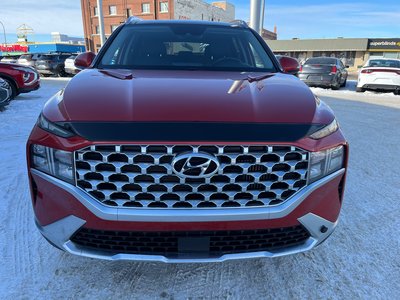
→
(229, 20, 249, 28)
(125, 16, 143, 25)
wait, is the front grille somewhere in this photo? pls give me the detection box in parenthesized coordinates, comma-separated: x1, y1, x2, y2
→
(75, 145, 309, 209)
(71, 226, 310, 257)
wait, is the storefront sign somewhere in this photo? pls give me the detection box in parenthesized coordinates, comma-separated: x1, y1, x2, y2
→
(368, 39, 400, 50)
(0, 44, 29, 53)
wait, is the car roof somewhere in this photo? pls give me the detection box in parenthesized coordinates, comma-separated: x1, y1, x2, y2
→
(368, 58, 400, 61)
(307, 57, 338, 60)
(125, 18, 249, 29)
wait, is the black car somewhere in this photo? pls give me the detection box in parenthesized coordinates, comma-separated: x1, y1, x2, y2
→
(298, 57, 348, 89)
(0, 78, 12, 110)
(34, 53, 72, 77)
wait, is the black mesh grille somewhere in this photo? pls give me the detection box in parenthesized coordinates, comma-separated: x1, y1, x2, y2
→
(71, 226, 310, 258)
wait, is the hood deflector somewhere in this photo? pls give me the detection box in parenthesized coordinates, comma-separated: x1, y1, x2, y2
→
(60, 121, 324, 142)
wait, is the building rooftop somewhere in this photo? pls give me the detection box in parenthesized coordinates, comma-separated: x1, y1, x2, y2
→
(266, 38, 369, 52)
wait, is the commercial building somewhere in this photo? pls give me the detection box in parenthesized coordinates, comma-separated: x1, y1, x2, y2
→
(267, 38, 400, 71)
(51, 32, 85, 44)
(80, 0, 236, 52)
(0, 43, 86, 56)
(0, 29, 85, 56)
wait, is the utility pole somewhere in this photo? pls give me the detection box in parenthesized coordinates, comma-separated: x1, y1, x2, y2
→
(0, 21, 7, 48)
(249, 0, 262, 34)
(97, 0, 106, 46)
(259, 0, 265, 35)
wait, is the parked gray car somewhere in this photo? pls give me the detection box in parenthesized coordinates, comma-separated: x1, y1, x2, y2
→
(298, 57, 348, 89)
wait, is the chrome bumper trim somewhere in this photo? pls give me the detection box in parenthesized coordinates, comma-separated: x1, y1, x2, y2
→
(35, 215, 86, 249)
(31, 168, 345, 222)
(36, 213, 337, 263)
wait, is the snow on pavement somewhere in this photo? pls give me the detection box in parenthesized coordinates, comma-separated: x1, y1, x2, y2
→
(0, 78, 399, 299)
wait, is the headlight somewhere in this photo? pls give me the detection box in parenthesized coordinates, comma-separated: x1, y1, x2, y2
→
(31, 144, 74, 184)
(309, 145, 344, 183)
(309, 119, 339, 139)
(13, 66, 38, 85)
(23, 72, 34, 83)
(37, 113, 75, 138)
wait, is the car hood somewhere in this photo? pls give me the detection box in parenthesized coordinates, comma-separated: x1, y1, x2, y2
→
(45, 69, 332, 126)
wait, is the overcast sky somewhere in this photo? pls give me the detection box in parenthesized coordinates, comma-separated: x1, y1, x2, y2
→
(0, 0, 399, 39)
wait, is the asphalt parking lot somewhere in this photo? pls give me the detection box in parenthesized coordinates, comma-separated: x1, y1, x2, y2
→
(0, 78, 399, 299)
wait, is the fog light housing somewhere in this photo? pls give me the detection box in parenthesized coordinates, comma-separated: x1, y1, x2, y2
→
(309, 146, 344, 183)
(31, 144, 74, 184)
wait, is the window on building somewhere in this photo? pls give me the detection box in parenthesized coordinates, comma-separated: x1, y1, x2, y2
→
(109, 5, 117, 15)
(127, 8, 133, 17)
(159, 1, 168, 13)
(111, 25, 118, 33)
(142, 3, 150, 14)
(95, 26, 100, 34)
(93, 6, 98, 16)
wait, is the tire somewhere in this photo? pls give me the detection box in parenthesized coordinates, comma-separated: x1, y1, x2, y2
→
(331, 78, 340, 90)
(57, 66, 67, 77)
(2, 78, 18, 99)
(356, 87, 365, 93)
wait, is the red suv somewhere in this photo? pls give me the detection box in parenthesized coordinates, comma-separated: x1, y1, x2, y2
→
(27, 19, 348, 262)
(0, 62, 40, 98)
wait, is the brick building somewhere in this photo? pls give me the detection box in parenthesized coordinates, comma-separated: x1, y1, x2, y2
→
(80, 0, 235, 52)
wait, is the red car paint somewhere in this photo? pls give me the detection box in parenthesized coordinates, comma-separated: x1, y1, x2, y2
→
(27, 20, 348, 261)
(0, 62, 40, 97)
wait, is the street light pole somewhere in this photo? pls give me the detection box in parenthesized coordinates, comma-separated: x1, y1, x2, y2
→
(0, 21, 7, 47)
(249, 0, 262, 34)
(97, 0, 106, 47)
(259, 0, 265, 35)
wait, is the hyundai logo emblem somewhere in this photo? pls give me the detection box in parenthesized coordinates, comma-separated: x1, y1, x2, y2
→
(171, 152, 220, 178)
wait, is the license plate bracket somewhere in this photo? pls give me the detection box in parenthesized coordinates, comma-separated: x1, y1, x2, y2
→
(178, 237, 210, 257)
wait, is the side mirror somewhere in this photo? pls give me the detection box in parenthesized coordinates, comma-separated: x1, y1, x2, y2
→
(74, 52, 96, 69)
(279, 56, 300, 75)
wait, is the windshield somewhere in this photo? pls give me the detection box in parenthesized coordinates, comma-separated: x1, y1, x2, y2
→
(98, 24, 276, 72)
(38, 55, 57, 60)
(366, 59, 400, 68)
(19, 55, 31, 60)
(305, 58, 336, 65)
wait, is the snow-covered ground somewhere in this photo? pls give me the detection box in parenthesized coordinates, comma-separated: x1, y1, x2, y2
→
(0, 78, 399, 299)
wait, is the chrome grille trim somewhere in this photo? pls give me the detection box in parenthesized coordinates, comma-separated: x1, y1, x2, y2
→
(74, 145, 309, 209)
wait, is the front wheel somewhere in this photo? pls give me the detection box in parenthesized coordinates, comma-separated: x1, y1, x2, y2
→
(2, 78, 18, 99)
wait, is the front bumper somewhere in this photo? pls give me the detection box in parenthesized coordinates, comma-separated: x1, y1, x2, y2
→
(20, 82, 40, 93)
(36, 213, 338, 263)
(30, 168, 345, 262)
(65, 67, 80, 75)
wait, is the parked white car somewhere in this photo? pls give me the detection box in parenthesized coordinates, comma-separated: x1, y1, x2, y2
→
(64, 54, 81, 76)
(357, 58, 400, 94)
